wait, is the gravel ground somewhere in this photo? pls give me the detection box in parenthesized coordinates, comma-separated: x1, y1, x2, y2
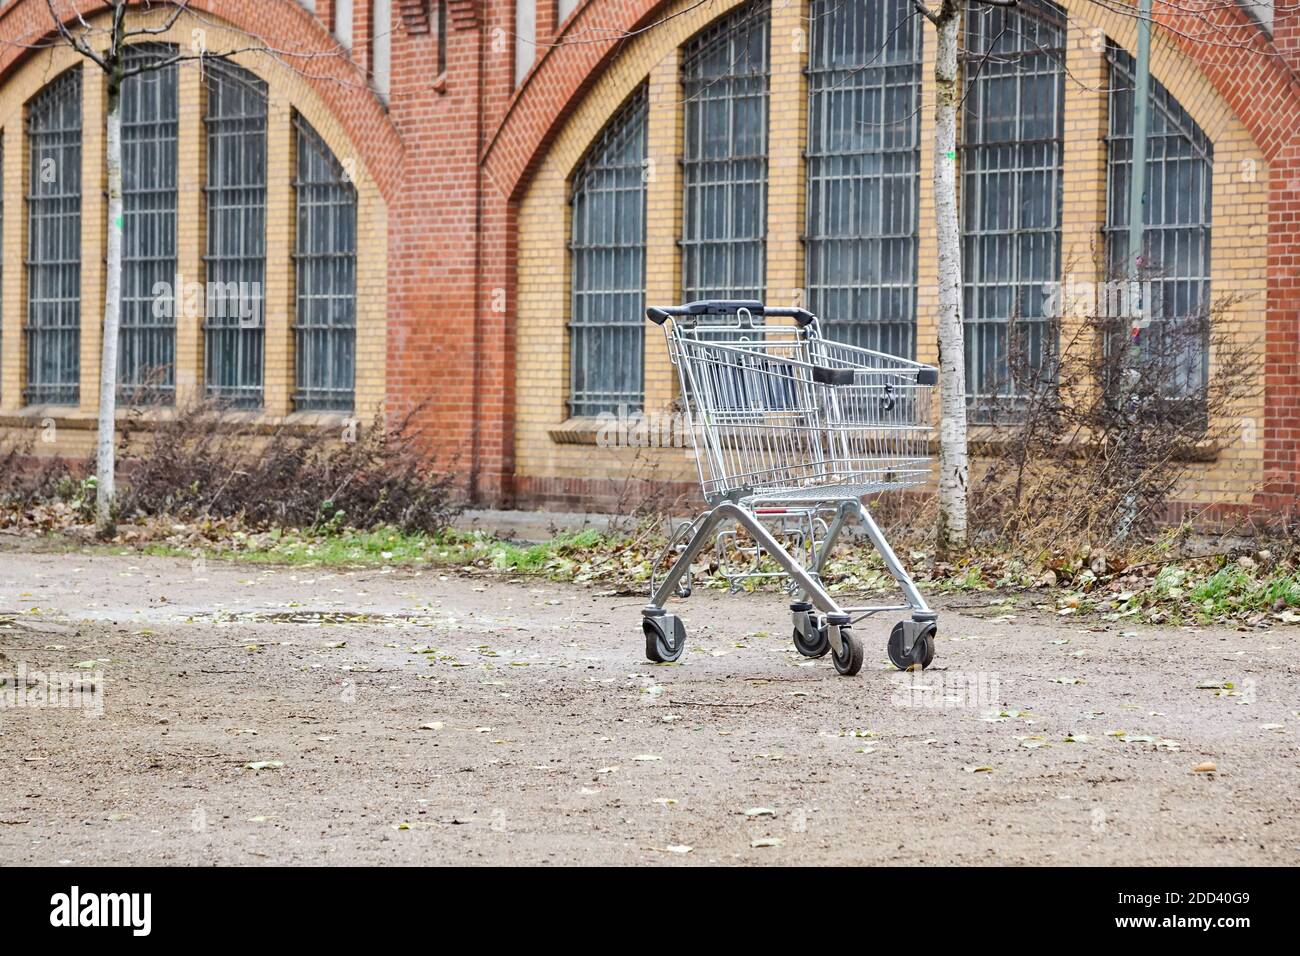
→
(1, 544, 1297, 866)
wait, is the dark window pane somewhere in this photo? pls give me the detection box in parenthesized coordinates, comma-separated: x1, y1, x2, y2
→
(806, 0, 921, 357)
(1104, 44, 1212, 400)
(569, 87, 647, 418)
(681, 1, 769, 303)
(120, 44, 178, 402)
(25, 67, 82, 406)
(294, 113, 357, 412)
(204, 61, 267, 409)
(961, 0, 1065, 418)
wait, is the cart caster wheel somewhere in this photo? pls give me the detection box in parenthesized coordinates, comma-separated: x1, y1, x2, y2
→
(792, 623, 830, 658)
(643, 613, 686, 663)
(831, 626, 863, 676)
(888, 621, 936, 671)
(791, 606, 829, 658)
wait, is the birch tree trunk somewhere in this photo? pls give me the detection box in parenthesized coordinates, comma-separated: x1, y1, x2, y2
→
(96, 75, 123, 534)
(932, 4, 969, 557)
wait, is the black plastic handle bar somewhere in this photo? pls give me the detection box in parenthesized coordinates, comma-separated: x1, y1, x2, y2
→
(646, 300, 817, 328)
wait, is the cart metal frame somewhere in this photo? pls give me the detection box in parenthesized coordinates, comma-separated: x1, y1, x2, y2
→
(640, 299, 940, 676)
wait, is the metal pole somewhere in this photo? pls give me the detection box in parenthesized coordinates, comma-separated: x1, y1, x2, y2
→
(1117, 0, 1152, 543)
(1127, 0, 1152, 288)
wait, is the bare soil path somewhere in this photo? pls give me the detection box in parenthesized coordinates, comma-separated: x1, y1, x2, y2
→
(1, 545, 1296, 865)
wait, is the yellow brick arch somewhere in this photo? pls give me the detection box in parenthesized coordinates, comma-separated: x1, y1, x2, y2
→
(515, 0, 1268, 507)
(0, 5, 387, 431)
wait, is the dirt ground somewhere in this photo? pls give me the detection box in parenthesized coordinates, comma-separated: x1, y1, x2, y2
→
(1, 541, 1297, 866)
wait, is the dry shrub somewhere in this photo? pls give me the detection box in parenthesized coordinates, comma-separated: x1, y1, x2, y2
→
(112, 401, 462, 533)
(0, 433, 83, 513)
(967, 287, 1260, 556)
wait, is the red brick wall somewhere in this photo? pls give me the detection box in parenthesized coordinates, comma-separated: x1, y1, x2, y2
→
(7, 0, 1300, 516)
(1274, 2, 1300, 64)
(1153, 3, 1300, 515)
(0, 0, 403, 203)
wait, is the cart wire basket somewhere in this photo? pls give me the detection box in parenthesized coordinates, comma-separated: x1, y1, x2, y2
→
(641, 300, 940, 676)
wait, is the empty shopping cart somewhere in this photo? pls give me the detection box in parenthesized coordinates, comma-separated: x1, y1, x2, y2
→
(641, 299, 939, 676)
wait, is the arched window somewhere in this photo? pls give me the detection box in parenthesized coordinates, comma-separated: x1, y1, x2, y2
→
(120, 44, 178, 400)
(568, 86, 647, 418)
(961, 0, 1065, 417)
(204, 61, 267, 408)
(1105, 44, 1212, 398)
(25, 66, 82, 406)
(681, 1, 769, 303)
(806, 0, 921, 356)
(294, 113, 357, 412)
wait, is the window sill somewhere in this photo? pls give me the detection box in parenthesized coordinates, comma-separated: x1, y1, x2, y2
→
(0, 407, 358, 436)
(548, 417, 605, 446)
(960, 427, 1222, 463)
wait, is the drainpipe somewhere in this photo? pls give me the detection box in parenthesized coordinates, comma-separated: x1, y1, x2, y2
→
(469, 15, 486, 503)
(1117, 0, 1151, 543)
(1127, 0, 1151, 304)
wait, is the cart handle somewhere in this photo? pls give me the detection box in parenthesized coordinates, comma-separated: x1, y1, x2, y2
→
(646, 300, 817, 328)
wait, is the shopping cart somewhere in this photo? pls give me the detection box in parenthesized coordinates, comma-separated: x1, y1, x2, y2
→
(641, 300, 939, 676)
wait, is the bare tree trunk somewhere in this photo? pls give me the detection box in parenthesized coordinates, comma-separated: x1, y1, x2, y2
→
(933, 4, 968, 557)
(96, 77, 122, 534)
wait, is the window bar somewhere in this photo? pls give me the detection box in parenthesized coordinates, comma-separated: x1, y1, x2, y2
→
(567, 86, 648, 419)
(203, 60, 267, 409)
(805, 0, 922, 358)
(1104, 44, 1212, 400)
(119, 44, 179, 403)
(24, 67, 82, 406)
(681, 1, 770, 306)
(960, 0, 1066, 421)
(293, 112, 357, 413)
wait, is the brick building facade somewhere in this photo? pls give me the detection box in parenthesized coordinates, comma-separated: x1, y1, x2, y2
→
(1, 0, 1299, 518)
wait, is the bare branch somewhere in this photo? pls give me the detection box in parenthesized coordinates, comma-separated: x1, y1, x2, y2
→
(44, 0, 109, 71)
(911, 0, 941, 26)
(123, 0, 193, 39)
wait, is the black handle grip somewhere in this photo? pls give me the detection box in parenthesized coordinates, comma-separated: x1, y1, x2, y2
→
(811, 366, 855, 386)
(645, 300, 818, 327)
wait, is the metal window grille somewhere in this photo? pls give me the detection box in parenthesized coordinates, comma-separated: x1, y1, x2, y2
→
(961, 0, 1065, 418)
(806, 0, 921, 357)
(1105, 44, 1212, 398)
(293, 113, 357, 412)
(25, 67, 82, 406)
(120, 44, 178, 401)
(681, 1, 769, 304)
(204, 60, 267, 408)
(568, 87, 648, 418)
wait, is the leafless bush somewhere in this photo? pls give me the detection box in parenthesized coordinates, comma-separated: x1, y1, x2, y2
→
(111, 401, 462, 533)
(967, 285, 1260, 555)
(0, 433, 82, 513)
